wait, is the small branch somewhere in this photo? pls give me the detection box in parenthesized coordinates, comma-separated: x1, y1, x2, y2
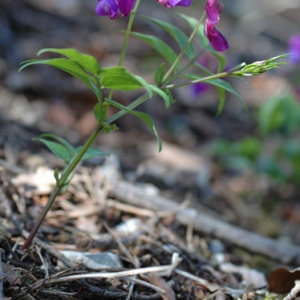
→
(108, 180, 300, 265)
(29, 253, 181, 291)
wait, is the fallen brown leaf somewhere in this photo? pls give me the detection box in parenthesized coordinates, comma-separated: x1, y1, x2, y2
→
(268, 267, 300, 294)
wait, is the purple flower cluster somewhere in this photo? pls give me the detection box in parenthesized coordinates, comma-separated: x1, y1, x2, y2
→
(156, 0, 191, 8)
(205, 0, 229, 51)
(95, 0, 228, 52)
(95, 0, 135, 19)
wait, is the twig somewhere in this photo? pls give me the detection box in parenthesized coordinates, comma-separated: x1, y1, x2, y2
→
(29, 253, 181, 290)
(34, 245, 49, 278)
(108, 180, 300, 265)
(174, 268, 220, 292)
(123, 276, 166, 295)
(103, 222, 140, 300)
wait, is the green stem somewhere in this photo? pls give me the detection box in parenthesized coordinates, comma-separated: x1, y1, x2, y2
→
(161, 13, 204, 85)
(106, 93, 150, 123)
(163, 71, 228, 90)
(23, 124, 104, 249)
(108, 0, 140, 100)
(165, 49, 206, 84)
(118, 0, 140, 66)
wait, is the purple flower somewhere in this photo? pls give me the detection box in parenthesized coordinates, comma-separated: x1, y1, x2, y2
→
(191, 82, 210, 97)
(206, 0, 223, 24)
(205, 20, 229, 52)
(288, 35, 300, 64)
(205, 0, 229, 52)
(157, 0, 191, 8)
(96, 0, 135, 19)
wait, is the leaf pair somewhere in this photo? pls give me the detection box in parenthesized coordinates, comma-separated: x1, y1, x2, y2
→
(34, 134, 108, 164)
(20, 48, 172, 105)
(131, 14, 241, 114)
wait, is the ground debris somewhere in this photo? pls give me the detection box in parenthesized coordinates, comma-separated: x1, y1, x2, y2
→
(1, 154, 299, 299)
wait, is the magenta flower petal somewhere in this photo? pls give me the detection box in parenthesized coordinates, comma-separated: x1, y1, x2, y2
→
(117, 0, 135, 17)
(204, 0, 229, 51)
(205, 20, 229, 52)
(157, 0, 191, 8)
(288, 35, 300, 64)
(206, 0, 223, 24)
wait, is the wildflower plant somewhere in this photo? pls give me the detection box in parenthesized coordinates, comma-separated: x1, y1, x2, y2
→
(19, 0, 287, 249)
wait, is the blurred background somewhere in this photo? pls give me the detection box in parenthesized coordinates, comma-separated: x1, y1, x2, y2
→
(0, 0, 300, 246)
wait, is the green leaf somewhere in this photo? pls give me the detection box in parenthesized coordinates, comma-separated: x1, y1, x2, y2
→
(186, 73, 245, 109)
(208, 78, 247, 112)
(148, 85, 174, 107)
(134, 111, 162, 152)
(94, 102, 108, 123)
(216, 87, 226, 115)
(39, 133, 76, 154)
(19, 48, 101, 97)
(75, 147, 108, 160)
(155, 63, 165, 86)
(100, 66, 147, 91)
(131, 32, 178, 66)
(37, 48, 101, 75)
(178, 14, 211, 50)
(54, 169, 60, 184)
(20, 58, 100, 97)
(34, 138, 72, 162)
(105, 99, 162, 151)
(145, 17, 195, 58)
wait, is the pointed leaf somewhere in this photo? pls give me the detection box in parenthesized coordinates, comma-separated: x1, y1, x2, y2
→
(100, 66, 147, 91)
(37, 48, 101, 75)
(34, 138, 72, 162)
(39, 133, 76, 154)
(145, 17, 195, 58)
(94, 102, 108, 123)
(216, 87, 226, 115)
(179, 14, 211, 50)
(155, 63, 165, 86)
(131, 32, 178, 66)
(20, 58, 100, 97)
(105, 99, 162, 151)
(206, 78, 244, 105)
(187, 73, 244, 104)
(133, 110, 162, 152)
(75, 147, 109, 160)
(149, 85, 174, 107)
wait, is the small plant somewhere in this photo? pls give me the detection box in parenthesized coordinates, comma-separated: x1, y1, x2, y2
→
(19, 0, 287, 249)
(210, 94, 300, 184)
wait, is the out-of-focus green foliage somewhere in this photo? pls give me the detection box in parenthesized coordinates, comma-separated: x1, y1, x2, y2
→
(210, 95, 300, 185)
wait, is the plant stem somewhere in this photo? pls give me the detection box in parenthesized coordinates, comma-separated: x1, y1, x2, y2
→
(163, 71, 228, 90)
(161, 13, 204, 85)
(22, 91, 150, 249)
(23, 124, 104, 249)
(106, 93, 150, 123)
(118, 0, 140, 67)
